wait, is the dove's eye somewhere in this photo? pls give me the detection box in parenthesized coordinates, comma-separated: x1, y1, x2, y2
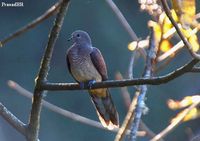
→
(76, 34, 80, 38)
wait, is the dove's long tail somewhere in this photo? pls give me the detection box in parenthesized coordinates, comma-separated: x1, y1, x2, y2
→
(89, 89, 119, 129)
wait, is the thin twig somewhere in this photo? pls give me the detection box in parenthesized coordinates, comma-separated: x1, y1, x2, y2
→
(195, 12, 200, 19)
(0, 1, 61, 47)
(129, 27, 156, 141)
(40, 58, 199, 91)
(139, 121, 162, 140)
(115, 72, 131, 109)
(115, 63, 160, 140)
(7, 80, 146, 137)
(160, 0, 200, 60)
(114, 90, 139, 141)
(27, 1, 70, 141)
(104, 0, 138, 40)
(128, 51, 136, 79)
(157, 41, 183, 62)
(0, 102, 27, 136)
(158, 26, 198, 62)
(150, 100, 200, 141)
(155, 56, 174, 73)
(104, 0, 147, 59)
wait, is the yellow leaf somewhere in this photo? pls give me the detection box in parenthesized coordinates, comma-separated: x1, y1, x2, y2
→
(167, 95, 200, 110)
(188, 35, 199, 52)
(183, 108, 200, 122)
(180, 28, 199, 52)
(181, 28, 193, 38)
(159, 10, 178, 37)
(171, 0, 196, 28)
(170, 108, 200, 123)
(160, 39, 172, 52)
(128, 41, 137, 51)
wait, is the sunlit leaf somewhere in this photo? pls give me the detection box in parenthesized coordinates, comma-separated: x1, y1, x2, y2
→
(181, 28, 199, 52)
(128, 40, 149, 51)
(183, 108, 200, 122)
(149, 10, 178, 44)
(128, 41, 137, 51)
(170, 107, 200, 123)
(188, 34, 199, 52)
(171, 0, 196, 29)
(148, 20, 162, 42)
(160, 39, 172, 52)
(167, 95, 200, 110)
(169, 95, 200, 123)
(159, 10, 178, 35)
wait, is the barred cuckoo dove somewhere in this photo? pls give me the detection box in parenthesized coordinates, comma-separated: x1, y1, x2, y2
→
(66, 30, 119, 129)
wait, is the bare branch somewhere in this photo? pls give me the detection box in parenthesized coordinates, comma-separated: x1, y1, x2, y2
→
(0, 102, 27, 136)
(8, 80, 146, 137)
(190, 67, 200, 73)
(155, 56, 174, 73)
(195, 12, 200, 20)
(27, 1, 70, 141)
(128, 51, 137, 79)
(115, 66, 160, 141)
(114, 90, 139, 141)
(104, 0, 138, 41)
(0, 1, 61, 47)
(157, 41, 183, 62)
(139, 121, 162, 140)
(160, 0, 200, 60)
(158, 27, 198, 62)
(115, 72, 131, 109)
(129, 27, 156, 141)
(40, 58, 198, 91)
(104, 0, 146, 60)
(150, 100, 200, 141)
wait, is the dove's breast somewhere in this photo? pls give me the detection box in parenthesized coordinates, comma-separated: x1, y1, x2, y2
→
(68, 47, 102, 82)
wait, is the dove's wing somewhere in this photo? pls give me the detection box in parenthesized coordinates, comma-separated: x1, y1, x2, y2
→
(90, 47, 108, 81)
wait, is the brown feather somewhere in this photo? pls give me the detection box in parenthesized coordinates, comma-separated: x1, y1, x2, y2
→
(89, 89, 119, 129)
(90, 48, 108, 81)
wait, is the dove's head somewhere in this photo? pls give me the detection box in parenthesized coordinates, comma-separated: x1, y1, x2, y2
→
(69, 30, 92, 45)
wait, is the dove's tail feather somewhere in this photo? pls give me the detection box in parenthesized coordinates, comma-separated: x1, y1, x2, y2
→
(89, 89, 119, 130)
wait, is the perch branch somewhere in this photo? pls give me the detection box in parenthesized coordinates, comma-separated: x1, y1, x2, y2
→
(27, 1, 70, 141)
(190, 67, 200, 72)
(150, 100, 200, 141)
(41, 58, 199, 91)
(160, 0, 200, 60)
(0, 1, 61, 47)
(7, 80, 146, 137)
(0, 102, 27, 136)
(129, 27, 156, 141)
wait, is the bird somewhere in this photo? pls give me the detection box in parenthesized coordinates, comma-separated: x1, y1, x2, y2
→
(66, 30, 119, 129)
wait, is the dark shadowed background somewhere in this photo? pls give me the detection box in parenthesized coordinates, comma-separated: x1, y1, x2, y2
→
(0, 0, 200, 141)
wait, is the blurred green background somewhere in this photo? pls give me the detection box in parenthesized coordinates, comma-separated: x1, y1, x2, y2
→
(0, 0, 200, 141)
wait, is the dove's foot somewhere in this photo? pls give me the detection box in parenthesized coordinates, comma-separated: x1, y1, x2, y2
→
(87, 80, 96, 89)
